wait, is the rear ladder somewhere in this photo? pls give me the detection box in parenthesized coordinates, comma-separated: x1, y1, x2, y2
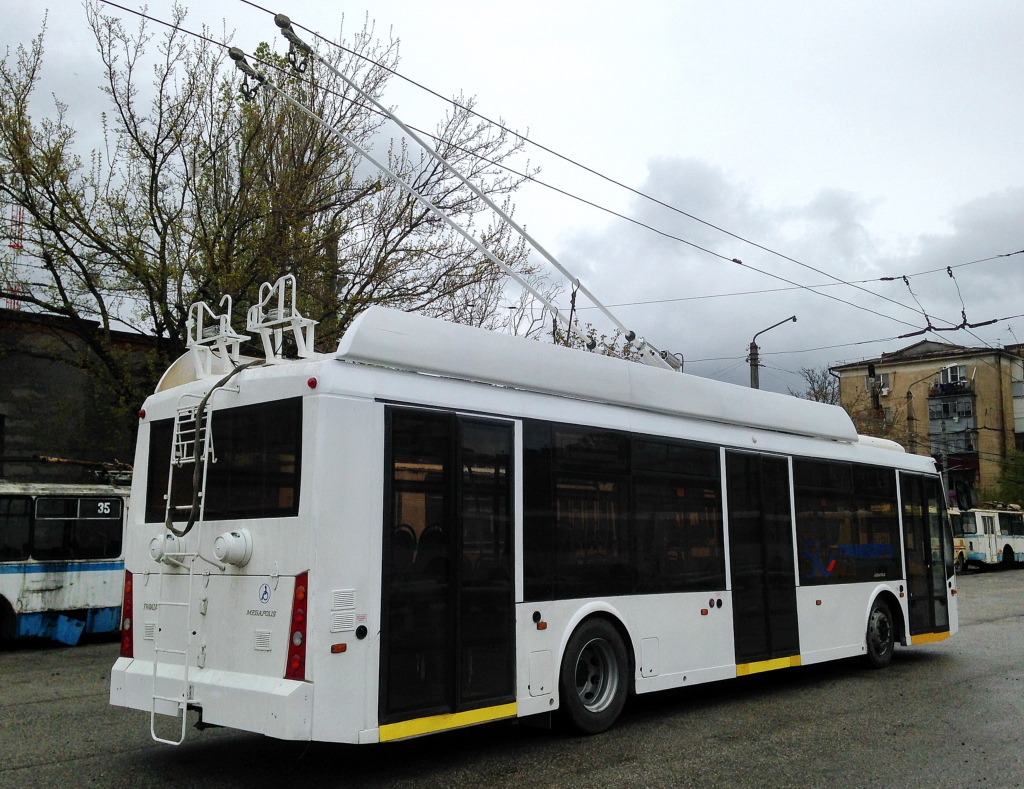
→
(149, 398, 216, 745)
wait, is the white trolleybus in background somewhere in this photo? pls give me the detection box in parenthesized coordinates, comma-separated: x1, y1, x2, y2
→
(110, 16, 957, 745)
(954, 504, 1024, 568)
(0, 482, 128, 645)
(109, 275, 958, 745)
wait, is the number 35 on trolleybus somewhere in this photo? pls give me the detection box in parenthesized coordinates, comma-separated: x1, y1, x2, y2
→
(108, 277, 958, 745)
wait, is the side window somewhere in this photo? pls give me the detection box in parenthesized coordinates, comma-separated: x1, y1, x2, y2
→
(551, 425, 631, 598)
(32, 497, 76, 560)
(633, 439, 724, 593)
(31, 497, 123, 560)
(74, 498, 124, 559)
(794, 460, 902, 585)
(0, 496, 31, 561)
(522, 419, 724, 601)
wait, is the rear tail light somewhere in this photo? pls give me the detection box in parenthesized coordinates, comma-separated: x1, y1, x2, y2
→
(120, 570, 134, 658)
(284, 571, 309, 681)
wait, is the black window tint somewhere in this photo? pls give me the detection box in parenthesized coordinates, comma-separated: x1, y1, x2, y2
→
(0, 496, 31, 561)
(634, 475, 724, 592)
(204, 398, 302, 519)
(145, 419, 194, 523)
(523, 421, 724, 601)
(554, 424, 631, 597)
(148, 398, 302, 523)
(554, 426, 630, 475)
(634, 439, 718, 478)
(553, 473, 631, 597)
(73, 498, 123, 559)
(795, 460, 902, 585)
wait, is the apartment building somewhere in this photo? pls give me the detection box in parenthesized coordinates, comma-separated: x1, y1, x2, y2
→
(832, 339, 1024, 505)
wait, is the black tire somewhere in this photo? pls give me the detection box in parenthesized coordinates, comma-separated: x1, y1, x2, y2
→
(954, 553, 965, 574)
(1002, 545, 1015, 568)
(558, 618, 629, 735)
(0, 597, 16, 646)
(864, 599, 895, 669)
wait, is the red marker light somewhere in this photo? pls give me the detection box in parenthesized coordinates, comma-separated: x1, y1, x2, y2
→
(120, 570, 134, 658)
(285, 572, 309, 681)
(138, 409, 146, 419)
(307, 377, 317, 389)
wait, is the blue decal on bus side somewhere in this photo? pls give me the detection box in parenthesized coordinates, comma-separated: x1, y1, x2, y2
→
(0, 561, 123, 575)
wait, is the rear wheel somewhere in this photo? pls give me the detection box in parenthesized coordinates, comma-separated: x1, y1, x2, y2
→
(1002, 545, 1015, 567)
(864, 600, 895, 669)
(0, 597, 16, 646)
(954, 553, 965, 573)
(559, 618, 629, 735)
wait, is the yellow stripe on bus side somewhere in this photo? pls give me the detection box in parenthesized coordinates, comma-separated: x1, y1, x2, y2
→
(736, 655, 802, 677)
(910, 631, 951, 645)
(378, 702, 518, 742)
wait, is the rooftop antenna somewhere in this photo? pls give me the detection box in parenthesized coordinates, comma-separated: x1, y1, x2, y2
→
(266, 19, 680, 371)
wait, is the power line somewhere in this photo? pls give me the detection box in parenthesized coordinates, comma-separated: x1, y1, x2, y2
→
(68, 3, 1024, 343)
(232, 0, 996, 334)
(578, 246, 1024, 310)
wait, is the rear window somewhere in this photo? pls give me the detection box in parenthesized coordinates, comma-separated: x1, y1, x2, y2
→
(145, 397, 302, 523)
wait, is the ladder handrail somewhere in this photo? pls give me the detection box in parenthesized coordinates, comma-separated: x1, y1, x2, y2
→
(150, 553, 198, 746)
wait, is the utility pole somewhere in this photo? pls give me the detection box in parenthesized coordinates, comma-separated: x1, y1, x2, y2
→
(906, 389, 916, 453)
(748, 316, 797, 389)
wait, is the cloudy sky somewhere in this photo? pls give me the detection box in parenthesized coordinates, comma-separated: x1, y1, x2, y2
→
(7, 0, 1024, 392)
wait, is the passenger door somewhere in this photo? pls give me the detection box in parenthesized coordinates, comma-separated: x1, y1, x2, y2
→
(381, 408, 515, 724)
(899, 473, 952, 635)
(726, 452, 800, 666)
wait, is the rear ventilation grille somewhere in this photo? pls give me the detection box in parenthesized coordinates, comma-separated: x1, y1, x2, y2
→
(332, 589, 356, 610)
(144, 622, 156, 641)
(331, 612, 356, 633)
(254, 630, 272, 651)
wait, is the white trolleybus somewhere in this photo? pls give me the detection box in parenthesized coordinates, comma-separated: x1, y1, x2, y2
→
(1, 482, 128, 645)
(110, 278, 958, 744)
(956, 504, 1024, 567)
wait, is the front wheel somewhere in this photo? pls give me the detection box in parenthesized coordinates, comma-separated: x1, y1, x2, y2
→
(864, 600, 895, 669)
(1002, 545, 1015, 568)
(954, 553, 965, 574)
(559, 618, 629, 735)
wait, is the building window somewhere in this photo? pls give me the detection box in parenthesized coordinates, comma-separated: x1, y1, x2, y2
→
(865, 372, 890, 391)
(928, 398, 973, 420)
(940, 365, 967, 384)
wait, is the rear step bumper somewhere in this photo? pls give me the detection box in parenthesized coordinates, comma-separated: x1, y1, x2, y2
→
(110, 657, 313, 740)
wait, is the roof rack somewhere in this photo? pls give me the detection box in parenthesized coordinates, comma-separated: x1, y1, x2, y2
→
(245, 274, 318, 363)
(186, 295, 249, 377)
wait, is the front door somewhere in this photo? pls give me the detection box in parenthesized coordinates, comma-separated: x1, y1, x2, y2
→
(381, 408, 515, 724)
(899, 473, 952, 635)
(726, 451, 800, 665)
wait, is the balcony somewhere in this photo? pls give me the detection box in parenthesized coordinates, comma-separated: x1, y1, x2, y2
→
(929, 380, 973, 397)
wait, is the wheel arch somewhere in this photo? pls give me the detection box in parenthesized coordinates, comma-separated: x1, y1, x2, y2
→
(555, 603, 637, 689)
(868, 588, 905, 644)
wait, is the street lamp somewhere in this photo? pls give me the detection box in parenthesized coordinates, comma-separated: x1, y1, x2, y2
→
(748, 316, 797, 389)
